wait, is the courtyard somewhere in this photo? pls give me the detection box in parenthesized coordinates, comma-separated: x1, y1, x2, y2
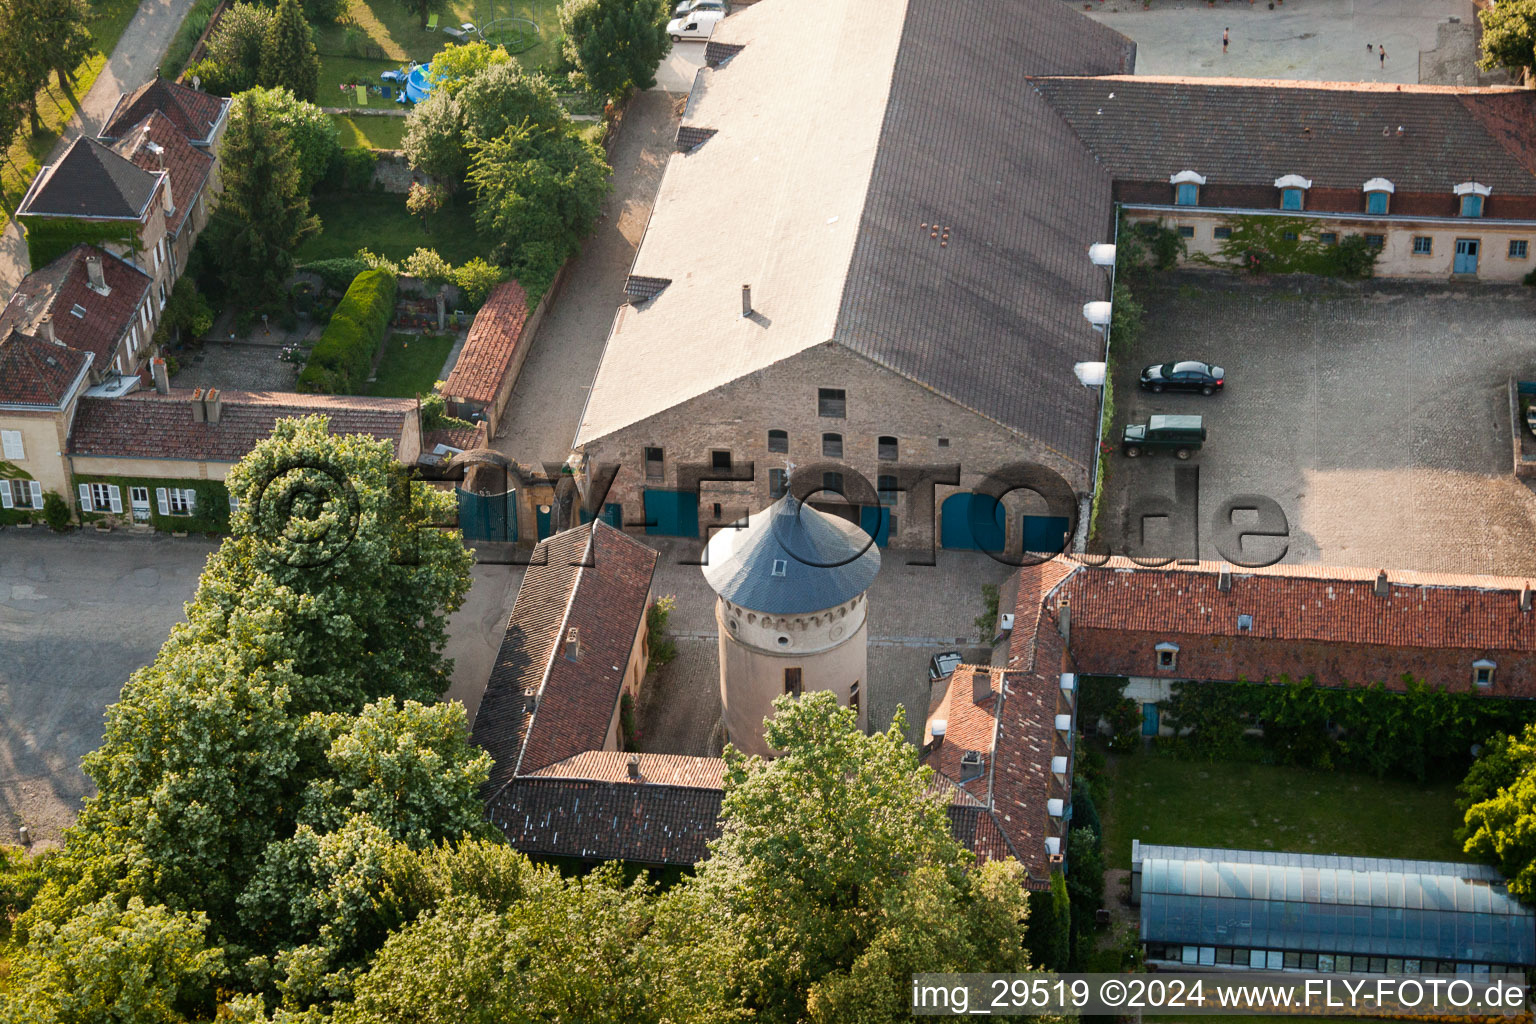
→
(1083, 0, 1487, 86)
(1098, 277, 1536, 576)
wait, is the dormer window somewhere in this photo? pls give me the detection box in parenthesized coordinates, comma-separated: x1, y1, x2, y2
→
(1275, 174, 1311, 211)
(1474, 659, 1496, 689)
(1363, 177, 1394, 215)
(1155, 642, 1179, 671)
(1456, 182, 1490, 218)
(1170, 170, 1206, 206)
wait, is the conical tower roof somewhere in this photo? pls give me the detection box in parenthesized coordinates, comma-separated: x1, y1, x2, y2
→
(703, 496, 881, 614)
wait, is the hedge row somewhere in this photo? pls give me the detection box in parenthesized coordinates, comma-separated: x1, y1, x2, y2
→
(296, 268, 397, 394)
(299, 257, 370, 293)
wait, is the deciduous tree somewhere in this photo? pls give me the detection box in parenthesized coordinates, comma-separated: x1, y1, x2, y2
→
(259, 0, 321, 102)
(457, 61, 566, 145)
(402, 89, 467, 187)
(1480, 0, 1536, 75)
(425, 40, 510, 96)
(396, 0, 446, 30)
(204, 2, 274, 95)
(1461, 723, 1536, 901)
(559, 0, 670, 102)
(233, 85, 339, 194)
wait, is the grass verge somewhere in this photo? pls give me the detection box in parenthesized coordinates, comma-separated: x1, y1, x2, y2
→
(368, 331, 454, 397)
(1099, 753, 1469, 871)
(297, 192, 490, 266)
(1, 0, 141, 232)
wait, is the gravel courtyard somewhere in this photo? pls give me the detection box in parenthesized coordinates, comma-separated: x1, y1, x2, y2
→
(1100, 277, 1536, 576)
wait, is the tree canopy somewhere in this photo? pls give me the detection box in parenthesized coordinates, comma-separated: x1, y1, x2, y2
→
(559, 0, 671, 101)
(258, 0, 321, 102)
(231, 85, 340, 194)
(1480, 0, 1536, 74)
(1461, 722, 1536, 900)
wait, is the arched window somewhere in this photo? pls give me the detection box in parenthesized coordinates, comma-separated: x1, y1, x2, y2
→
(1363, 177, 1394, 215)
(877, 435, 898, 460)
(1456, 182, 1490, 218)
(822, 432, 842, 458)
(878, 474, 898, 506)
(767, 429, 788, 453)
(1275, 174, 1311, 211)
(1170, 169, 1205, 206)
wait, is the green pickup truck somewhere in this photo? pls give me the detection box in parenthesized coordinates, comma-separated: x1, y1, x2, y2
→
(1122, 415, 1206, 459)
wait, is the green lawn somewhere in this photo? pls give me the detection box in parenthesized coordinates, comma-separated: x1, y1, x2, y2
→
(1, 0, 141, 229)
(1099, 754, 1470, 871)
(297, 193, 491, 266)
(330, 113, 409, 150)
(368, 332, 455, 397)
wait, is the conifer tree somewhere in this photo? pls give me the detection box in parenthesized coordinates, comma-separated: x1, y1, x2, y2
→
(258, 0, 320, 102)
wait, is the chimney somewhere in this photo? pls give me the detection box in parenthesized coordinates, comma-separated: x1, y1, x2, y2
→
(1057, 601, 1070, 642)
(160, 171, 174, 215)
(971, 667, 993, 703)
(1522, 583, 1532, 613)
(930, 719, 947, 751)
(1373, 569, 1389, 598)
(151, 356, 169, 394)
(627, 753, 641, 780)
(85, 254, 107, 294)
(740, 284, 752, 317)
(1218, 566, 1232, 592)
(205, 388, 221, 423)
(36, 315, 54, 344)
(191, 387, 206, 423)
(564, 627, 580, 661)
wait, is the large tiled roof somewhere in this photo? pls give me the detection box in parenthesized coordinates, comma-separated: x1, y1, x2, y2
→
(0, 331, 91, 408)
(101, 77, 227, 146)
(702, 496, 880, 614)
(1049, 558, 1536, 651)
(67, 390, 415, 461)
(487, 776, 724, 865)
(441, 281, 530, 405)
(18, 137, 159, 220)
(472, 521, 659, 794)
(1032, 77, 1536, 195)
(575, 0, 1132, 464)
(0, 246, 150, 369)
(112, 113, 214, 237)
(524, 751, 726, 788)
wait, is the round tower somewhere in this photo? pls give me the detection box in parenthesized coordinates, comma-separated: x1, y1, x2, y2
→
(702, 495, 881, 757)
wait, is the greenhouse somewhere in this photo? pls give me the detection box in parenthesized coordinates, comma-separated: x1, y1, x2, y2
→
(1131, 843, 1536, 974)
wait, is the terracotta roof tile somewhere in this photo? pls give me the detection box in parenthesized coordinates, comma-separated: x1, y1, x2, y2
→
(67, 389, 414, 461)
(441, 281, 529, 404)
(112, 113, 214, 237)
(423, 424, 486, 453)
(0, 330, 91, 407)
(524, 751, 725, 788)
(102, 77, 227, 146)
(0, 246, 150, 368)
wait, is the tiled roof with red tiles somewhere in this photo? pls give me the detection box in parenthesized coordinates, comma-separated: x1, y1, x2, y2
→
(472, 520, 659, 796)
(441, 281, 529, 405)
(101, 76, 227, 146)
(0, 246, 150, 369)
(0, 330, 91, 408)
(67, 389, 414, 461)
(1007, 559, 1077, 669)
(112, 113, 213, 237)
(923, 666, 1000, 803)
(423, 424, 487, 453)
(1032, 77, 1536, 196)
(525, 751, 725, 789)
(1049, 559, 1536, 651)
(487, 776, 723, 865)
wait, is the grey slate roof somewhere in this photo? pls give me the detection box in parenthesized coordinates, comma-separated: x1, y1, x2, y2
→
(19, 137, 159, 220)
(703, 496, 880, 614)
(1031, 77, 1536, 194)
(832, 0, 1134, 459)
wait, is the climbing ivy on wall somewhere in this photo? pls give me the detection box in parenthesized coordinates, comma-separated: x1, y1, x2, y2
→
(20, 218, 141, 271)
(1192, 214, 1379, 279)
(0, 461, 40, 525)
(72, 473, 232, 534)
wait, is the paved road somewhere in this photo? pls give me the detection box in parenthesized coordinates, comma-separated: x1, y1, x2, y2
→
(491, 88, 682, 466)
(0, 0, 197, 294)
(0, 530, 520, 847)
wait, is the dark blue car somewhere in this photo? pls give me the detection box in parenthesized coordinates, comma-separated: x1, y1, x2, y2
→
(1139, 360, 1225, 395)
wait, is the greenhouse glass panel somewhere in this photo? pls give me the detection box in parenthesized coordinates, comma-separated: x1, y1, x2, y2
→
(1288, 867, 1304, 902)
(1319, 870, 1337, 904)
(1302, 868, 1319, 903)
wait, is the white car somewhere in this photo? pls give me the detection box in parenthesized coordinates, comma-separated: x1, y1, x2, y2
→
(673, 0, 726, 18)
(668, 8, 723, 41)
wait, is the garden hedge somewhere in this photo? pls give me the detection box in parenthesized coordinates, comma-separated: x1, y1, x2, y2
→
(296, 268, 397, 394)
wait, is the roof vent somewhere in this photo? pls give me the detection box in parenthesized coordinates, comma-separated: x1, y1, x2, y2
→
(771, 558, 787, 577)
(564, 627, 581, 661)
(1374, 569, 1389, 598)
(1047, 798, 1064, 818)
(1059, 672, 1076, 693)
(1055, 713, 1072, 731)
(627, 753, 641, 779)
(741, 284, 752, 318)
(69, 304, 86, 319)
(1522, 583, 1532, 613)
(1051, 755, 1068, 774)
(1237, 613, 1253, 631)
(1045, 836, 1061, 856)
(1218, 566, 1231, 592)
(961, 750, 983, 768)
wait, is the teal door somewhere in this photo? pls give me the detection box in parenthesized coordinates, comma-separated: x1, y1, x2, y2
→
(643, 489, 699, 536)
(1141, 703, 1160, 736)
(536, 504, 552, 540)
(602, 502, 622, 528)
(1020, 515, 1070, 555)
(456, 487, 517, 542)
(859, 505, 890, 547)
(1454, 238, 1479, 275)
(940, 493, 1005, 550)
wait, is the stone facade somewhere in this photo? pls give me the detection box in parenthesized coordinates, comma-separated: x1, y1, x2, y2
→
(578, 342, 1091, 550)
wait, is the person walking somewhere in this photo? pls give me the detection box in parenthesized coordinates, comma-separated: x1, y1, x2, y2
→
(1223, 28, 1229, 53)
(1379, 45, 1386, 67)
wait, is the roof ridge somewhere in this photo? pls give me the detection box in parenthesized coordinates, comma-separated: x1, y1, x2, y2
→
(513, 525, 596, 777)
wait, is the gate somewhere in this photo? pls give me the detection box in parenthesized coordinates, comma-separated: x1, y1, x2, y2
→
(643, 489, 699, 536)
(940, 493, 1069, 553)
(457, 487, 517, 542)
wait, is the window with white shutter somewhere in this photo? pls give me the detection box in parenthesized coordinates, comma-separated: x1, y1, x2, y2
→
(108, 485, 123, 514)
(90, 484, 113, 510)
(0, 481, 12, 509)
(27, 481, 41, 508)
(168, 488, 194, 516)
(155, 487, 169, 515)
(79, 483, 92, 510)
(0, 430, 23, 461)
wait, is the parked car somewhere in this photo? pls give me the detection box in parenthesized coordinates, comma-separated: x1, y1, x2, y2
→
(1122, 414, 1206, 459)
(674, 0, 727, 18)
(1139, 360, 1225, 395)
(668, 8, 723, 40)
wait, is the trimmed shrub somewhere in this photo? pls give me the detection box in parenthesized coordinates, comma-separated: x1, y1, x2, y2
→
(296, 269, 397, 394)
(299, 257, 369, 293)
